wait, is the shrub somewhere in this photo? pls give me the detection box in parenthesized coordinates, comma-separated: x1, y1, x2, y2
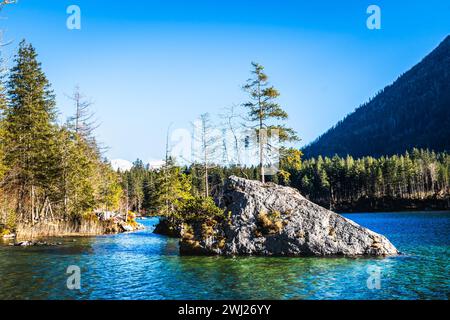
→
(181, 223, 195, 240)
(201, 219, 217, 237)
(126, 211, 139, 227)
(180, 196, 223, 221)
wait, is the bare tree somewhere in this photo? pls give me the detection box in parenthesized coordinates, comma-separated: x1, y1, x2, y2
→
(193, 113, 219, 197)
(66, 86, 100, 145)
(219, 104, 249, 178)
(0, 0, 16, 61)
(163, 122, 173, 214)
(0, 0, 15, 13)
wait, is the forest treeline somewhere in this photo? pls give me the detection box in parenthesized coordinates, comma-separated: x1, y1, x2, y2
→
(0, 41, 123, 232)
(286, 149, 450, 211)
(122, 148, 450, 214)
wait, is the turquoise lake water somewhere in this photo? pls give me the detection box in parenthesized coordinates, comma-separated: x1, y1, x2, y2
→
(0, 212, 449, 300)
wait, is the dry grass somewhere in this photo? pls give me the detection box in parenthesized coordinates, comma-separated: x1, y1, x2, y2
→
(256, 211, 283, 235)
(15, 219, 118, 240)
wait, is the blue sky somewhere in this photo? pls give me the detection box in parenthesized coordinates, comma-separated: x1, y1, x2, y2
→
(1, 0, 449, 164)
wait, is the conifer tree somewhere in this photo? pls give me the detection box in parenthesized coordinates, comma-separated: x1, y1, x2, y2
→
(242, 62, 298, 183)
(0, 59, 7, 182)
(154, 158, 193, 218)
(56, 127, 97, 217)
(95, 162, 122, 212)
(3, 40, 58, 221)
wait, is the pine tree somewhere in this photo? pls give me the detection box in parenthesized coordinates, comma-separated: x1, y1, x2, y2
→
(3, 40, 58, 221)
(95, 162, 122, 212)
(0, 58, 7, 182)
(154, 159, 193, 218)
(0, 57, 7, 226)
(127, 159, 146, 212)
(142, 172, 157, 213)
(242, 62, 298, 183)
(278, 148, 302, 185)
(0, 40, 125, 230)
(56, 127, 97, 217)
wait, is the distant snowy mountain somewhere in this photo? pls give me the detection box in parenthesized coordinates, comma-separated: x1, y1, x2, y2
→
(148, 160, 165, 169)
(110, 158, 165, 171)
(110, 159, 133, 172)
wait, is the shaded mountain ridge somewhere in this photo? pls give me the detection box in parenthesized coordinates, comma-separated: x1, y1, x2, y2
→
(304, 35, 450, 158)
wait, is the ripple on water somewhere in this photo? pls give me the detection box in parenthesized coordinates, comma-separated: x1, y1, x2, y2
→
(0, 213, 449, 299)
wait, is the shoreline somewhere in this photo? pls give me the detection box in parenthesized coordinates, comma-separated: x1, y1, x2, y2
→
(1, 218, 145, 242)
(3, 210, 449, 242)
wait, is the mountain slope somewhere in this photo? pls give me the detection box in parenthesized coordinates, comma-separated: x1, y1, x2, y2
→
(303, 35, 450, 158)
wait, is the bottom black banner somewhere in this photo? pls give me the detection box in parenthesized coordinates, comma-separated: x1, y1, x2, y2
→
(2, 300, 447, 319)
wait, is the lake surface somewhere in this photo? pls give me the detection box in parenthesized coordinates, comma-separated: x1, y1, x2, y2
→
(0, 212, 449, 300)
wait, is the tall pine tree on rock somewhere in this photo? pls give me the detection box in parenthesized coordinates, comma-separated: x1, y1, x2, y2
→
(242, 62, 298, 183)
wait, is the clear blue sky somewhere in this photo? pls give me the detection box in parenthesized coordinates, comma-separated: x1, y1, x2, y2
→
(1, 0, 449, 163)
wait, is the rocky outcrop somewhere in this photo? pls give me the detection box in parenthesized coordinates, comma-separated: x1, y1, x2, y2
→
(180, 176, 399, 257)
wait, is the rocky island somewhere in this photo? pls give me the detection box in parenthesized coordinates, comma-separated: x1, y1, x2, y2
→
(169, 176, 399, 257)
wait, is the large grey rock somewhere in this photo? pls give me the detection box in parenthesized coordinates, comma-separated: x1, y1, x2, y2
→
(180, 176, 399, 256)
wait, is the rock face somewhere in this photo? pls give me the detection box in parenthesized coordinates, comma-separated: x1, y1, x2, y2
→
(180, 176, 399, 256)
